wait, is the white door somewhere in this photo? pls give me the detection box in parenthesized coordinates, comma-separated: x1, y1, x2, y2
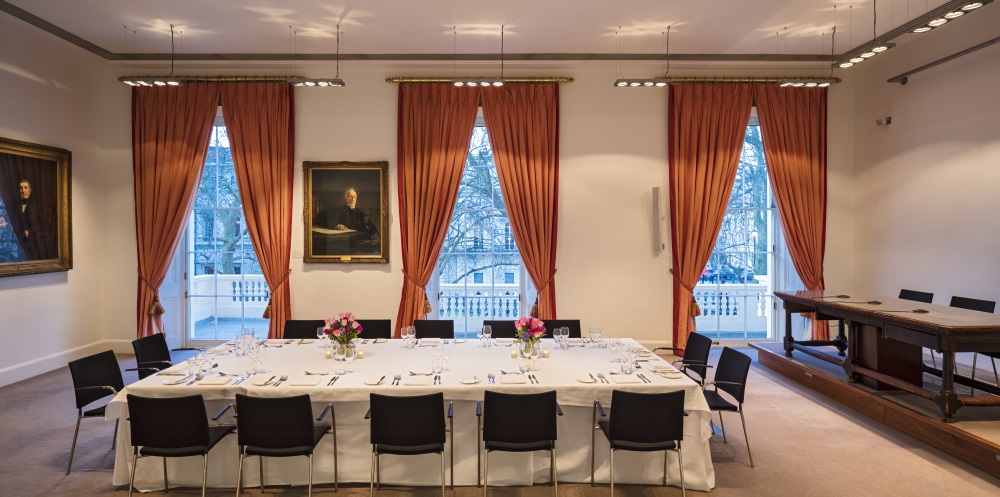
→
(158, 246, 186, 350)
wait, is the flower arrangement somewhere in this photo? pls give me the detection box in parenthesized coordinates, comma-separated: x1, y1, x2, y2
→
(514, 317, 546, 344)
(323, 312, 363, 345)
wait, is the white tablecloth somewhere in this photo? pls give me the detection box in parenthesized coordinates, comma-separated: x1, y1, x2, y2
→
(107, 338, 715, 491)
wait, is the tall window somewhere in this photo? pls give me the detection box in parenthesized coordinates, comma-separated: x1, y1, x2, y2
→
(694, 120, 775, 340)
(186, 121, 269, 341)
(432, 125, 535, 337)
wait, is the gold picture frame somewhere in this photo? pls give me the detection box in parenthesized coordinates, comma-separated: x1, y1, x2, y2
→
(303, 161, 389, 263)
(0, 136, 72, 277)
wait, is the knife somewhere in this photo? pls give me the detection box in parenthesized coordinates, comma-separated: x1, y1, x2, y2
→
(327, 376, 336, 386)
(589, 373, 597, 383)
(377, 375, 386, 385)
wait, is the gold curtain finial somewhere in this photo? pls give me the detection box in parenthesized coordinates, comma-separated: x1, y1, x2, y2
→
(423, 298, 432, 314)
(530, 296, 539, 318)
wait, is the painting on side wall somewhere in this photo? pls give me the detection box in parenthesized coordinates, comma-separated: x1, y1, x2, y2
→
(0, 136, 72, 277)
(304, 161, 388, 263)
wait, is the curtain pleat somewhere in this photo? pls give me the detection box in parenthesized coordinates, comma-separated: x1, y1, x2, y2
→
(668, 84, 753, 351)
(132, 84, 221, 338)
(754, 85, 829, 340)
(395, 84, 480, 336)
(221, 83, 295, 339)
(481, 84, 560, 319)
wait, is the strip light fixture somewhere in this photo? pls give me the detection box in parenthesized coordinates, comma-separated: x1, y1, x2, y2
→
(912, 1, 991, 33)
(454, 25, 508, 87)
(122, 25, 184, 86)
(289, 24, 346, 87)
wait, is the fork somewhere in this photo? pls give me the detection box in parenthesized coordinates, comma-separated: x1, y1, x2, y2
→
(488, 373, 496, 384)
(305, 371, 329, 375)
(597, 373, 608, 384)
(185, 374, 204, 386)
(409, 371, 434, 376)
(393, 374, 402, 386)
(273, 375, 288, 386)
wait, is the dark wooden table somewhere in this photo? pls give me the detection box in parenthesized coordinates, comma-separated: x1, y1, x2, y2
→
(775, 290, 1000, 422)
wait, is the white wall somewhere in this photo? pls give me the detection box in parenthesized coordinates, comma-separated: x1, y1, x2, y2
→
(0, 16, 109, 385)
(1, 20, 860, 385)
(851, 5, 1000, 304)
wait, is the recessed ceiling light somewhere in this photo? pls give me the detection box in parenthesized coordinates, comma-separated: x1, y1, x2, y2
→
(944, 11, 965, 18)
(927, 18, 948, 27)
(912, 26, 933, 33)
(861, 52, 876, 58)
(839, 62, 854, 68)
(850, 57, 865, 63)
(872, 45, 889, 53)
(962, 3, 984, 11)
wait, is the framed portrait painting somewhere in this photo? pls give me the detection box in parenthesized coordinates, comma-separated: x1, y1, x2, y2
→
(303, 161, 388, 263)
(0, 136, 72, 277)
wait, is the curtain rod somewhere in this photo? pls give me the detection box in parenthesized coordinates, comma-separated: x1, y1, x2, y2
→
(665, 76, 841, 84)
(117, 75, 302, 83)
(385, 77, 574, 84)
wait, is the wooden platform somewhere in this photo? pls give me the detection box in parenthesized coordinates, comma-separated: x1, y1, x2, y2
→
(751, 342, 1000, 479)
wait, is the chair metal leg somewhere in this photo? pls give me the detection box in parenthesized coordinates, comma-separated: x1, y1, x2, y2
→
(677, 443, 686, 497)
(332, 408, 339, 492)
(67, 415, 82, 475)
(163, 457, 169, 493)
(259, 456, 264, 489)
(376, 452, 380, 488)
(308, 453, 314, 497)
(112, 419, 119, 450)
(128, 450, 139, 497)
(992, 357, 1000, 388)
(477, 416, 482, 487)
(972, 353, 979, 396)
(609, 448, 615, 497)
(663, 450, 668, 486)
(590, 407, 597, 487)
(236, 453, 245, 496)
(718, 412, 728, 444)
(931, 350, 937, 369)
(449, 415, 455, 489)
(551, 447, 558, 497)
(739, 409, 755, 468)
(483, 450, 489, 497)
(201, 454, 208, 497)
(440, 452, 446, 497)
(369, 451, 376, 497)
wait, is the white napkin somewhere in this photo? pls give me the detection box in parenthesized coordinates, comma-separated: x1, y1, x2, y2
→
(566, 338, 584, 344)
(420, 338, 441, 345)
(495, 338, 516, 345)
(404, 375, 432, 386)
(374, 338, 388, 344)
(610, 374, 642, 384)
(500, 375, 527, 384)
(198, 377, 231, 386)
(290, 378, 320, 386)
(251, 376, 275, 386)
(299, 339, 314, 344)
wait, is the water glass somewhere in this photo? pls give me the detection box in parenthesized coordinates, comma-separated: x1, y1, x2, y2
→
(477, 326, 486, 348)
(589, 326, 603, 345)
(334, 345, 348, 375)
(559, 327, 570, 349)
(620, 349, 636, 374)
(431, 356, 444, 374)
(482, 325, 493, 347)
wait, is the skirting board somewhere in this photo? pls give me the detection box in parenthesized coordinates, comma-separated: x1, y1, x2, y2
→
(0, 340, 133, 388)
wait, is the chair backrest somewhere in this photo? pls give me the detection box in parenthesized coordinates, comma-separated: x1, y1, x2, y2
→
(413, 320, 455, 339)
(356, 319, 392, 339)
(132, 333, 172, 366)
(714, 347, 752, 404)
(608, 390, 685, 444)
(482, 390, 558, 444)
(949, 296, 996, 313)
(68, 350, 125, 410)
(683, 332, 713, 381)
(544, 319, 581, 339)
(369, 392, 445, 447)
(898, 289, 934, 304)
(127, 394, 210, 449)
(482, 320, 518, 339)
(236, 394, 316, 449)
(283, 319, 327, 339)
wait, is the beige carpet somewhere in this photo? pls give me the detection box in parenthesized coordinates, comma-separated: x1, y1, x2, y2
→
(1, 348, 998, 496)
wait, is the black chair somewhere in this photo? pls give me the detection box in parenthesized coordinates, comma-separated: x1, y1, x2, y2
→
(284, 319, 326, 339)
(67, 350, 125, 475)
(544, 319, 581, 339)
(478, 390, 562, 496)
(482, 320, 517, 339)
(125, 394, 235, 497)
(414, 320, 455, 339)
(950, 296, 999, 393)
(357, 319, 393, 339)
(591, 390, 686, 497)
(899, 289, 934, 304)
(128, 333, 173, 379)
(655, 332, 714, 386)
(704, 347, 754, 468)
(366, 392, 452, 497)
(234, 394, 336, 497)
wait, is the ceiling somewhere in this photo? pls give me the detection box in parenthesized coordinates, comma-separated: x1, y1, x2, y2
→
(1, 0, 955, 60)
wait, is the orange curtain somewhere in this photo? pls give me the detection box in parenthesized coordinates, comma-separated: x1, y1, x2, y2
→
(396, 84, 480, 336)
(755, 85, 829, 340)
(481, 84, 560, 319)
(132, 84, 221, 338)
(221, 83, 295, 339)
(668, 84, 753, 351)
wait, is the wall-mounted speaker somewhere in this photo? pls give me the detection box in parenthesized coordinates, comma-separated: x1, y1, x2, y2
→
(652, 186, 664, 255)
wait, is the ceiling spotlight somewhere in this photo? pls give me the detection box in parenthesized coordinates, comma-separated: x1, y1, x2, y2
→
(928, 18, 949, 26)
(912, 26, 933, 32)
(850, 57, 865, 63)
(289, 78, 345, 87)
(615, 80, 628, 87)
(944, 11, 965, 18)
(871, 45, 890, 52)
(962, 2, 984, 10)
(860, 52, 876, 58)
(612, 78, 671, 88)
(774, 77, 839, 88)
(839, 62, 855, 68)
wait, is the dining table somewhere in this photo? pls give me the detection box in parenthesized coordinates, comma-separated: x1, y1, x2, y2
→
(106, 337, 715, 492)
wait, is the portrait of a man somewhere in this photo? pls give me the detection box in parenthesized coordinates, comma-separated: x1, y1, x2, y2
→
(304, 161, 388, 263)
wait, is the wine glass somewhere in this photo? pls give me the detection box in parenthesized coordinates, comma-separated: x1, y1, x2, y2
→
(344, 343, 357, 373)
(334, 345, 348, 375)
(249, 342, 267, 374)
(442, 340, 454, 370)
(482, 325, 493, 348)
(589, 326, 603, 345)
(476, 326, 485, 348)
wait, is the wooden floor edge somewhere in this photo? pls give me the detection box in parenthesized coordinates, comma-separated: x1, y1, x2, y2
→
(750, 343, 1000, 478)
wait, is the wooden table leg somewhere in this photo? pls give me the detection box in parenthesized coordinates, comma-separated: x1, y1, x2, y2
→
(842, 320, 860, 382)
(784, 308, 795, 357)
(834, 319, 848, 356)
(934, 350, 962, 423)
